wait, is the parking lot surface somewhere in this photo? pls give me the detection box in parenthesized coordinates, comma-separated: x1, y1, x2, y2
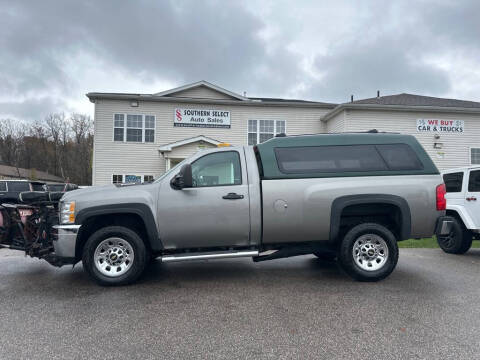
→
(1, 248, 480, 359)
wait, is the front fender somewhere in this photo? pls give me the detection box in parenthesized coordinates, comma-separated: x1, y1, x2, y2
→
(76, 203, 161, 250)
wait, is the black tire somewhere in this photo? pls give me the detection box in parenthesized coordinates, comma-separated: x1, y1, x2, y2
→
(437, 218, 472, 254)
(338, 223, 399, 282)
(313, 251, 337, 261)
(82, 226, 149, 286)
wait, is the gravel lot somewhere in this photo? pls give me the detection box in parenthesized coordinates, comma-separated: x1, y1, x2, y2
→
(1, 248, 480, 359)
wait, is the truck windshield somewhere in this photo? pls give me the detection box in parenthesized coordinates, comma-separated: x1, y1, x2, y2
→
(154, 159, 188, 183)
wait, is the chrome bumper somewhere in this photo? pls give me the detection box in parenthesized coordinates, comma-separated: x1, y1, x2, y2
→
(52, 224, 81, 258)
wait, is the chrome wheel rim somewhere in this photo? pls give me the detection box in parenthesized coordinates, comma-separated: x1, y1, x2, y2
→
(352, 234, 389, 271)
(94, 238, 135, 277)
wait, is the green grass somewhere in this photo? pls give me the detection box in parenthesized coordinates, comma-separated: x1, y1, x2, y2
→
(398, 237, 480, 248)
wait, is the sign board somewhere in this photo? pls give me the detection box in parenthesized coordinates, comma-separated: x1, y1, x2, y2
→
(416, 119, 464, 133)
(125, 175, 141, 183)
(174, 108, 230, 128)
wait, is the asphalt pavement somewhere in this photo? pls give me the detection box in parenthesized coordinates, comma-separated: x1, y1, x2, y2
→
(1, 248, 480, 360)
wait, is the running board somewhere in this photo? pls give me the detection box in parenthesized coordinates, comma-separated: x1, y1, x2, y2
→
(161, 250, 259, 263)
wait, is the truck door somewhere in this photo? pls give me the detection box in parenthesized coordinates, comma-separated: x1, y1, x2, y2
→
(157, 149, 251, 249)
(465, 169, 480, 226)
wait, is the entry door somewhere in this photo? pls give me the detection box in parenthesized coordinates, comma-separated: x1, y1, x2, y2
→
(158, 150, 251, 249)
(465, 169, 480, 226)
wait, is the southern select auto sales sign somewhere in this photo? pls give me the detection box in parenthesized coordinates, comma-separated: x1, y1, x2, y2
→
(174, 108, 231, 128)
(416, 119, 464, 133)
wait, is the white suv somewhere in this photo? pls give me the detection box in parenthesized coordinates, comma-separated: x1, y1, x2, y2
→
(437, 166, 480, 253)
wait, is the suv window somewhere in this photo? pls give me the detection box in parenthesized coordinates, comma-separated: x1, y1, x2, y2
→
(274, 145, 388, 174)
(468, 170, 480, 192)
(49, 184, 65, 191)
(8, 182, 30, 192)
(376, 144, 424, 171)
(191, 151, 242, 187)
(443, 172, 464, 193)
(31, 183, 46, 191)
(0, 181, 6, 192)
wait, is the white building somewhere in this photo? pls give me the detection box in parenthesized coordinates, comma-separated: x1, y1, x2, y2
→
(87, 81, 480, 185)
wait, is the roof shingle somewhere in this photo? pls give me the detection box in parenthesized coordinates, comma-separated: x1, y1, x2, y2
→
(349, 93, 480, 109)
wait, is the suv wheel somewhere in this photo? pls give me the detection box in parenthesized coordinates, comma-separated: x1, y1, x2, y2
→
(437, 217, 472, 254)
(82, 226, 149, 286)
(338, 223, 399, 282)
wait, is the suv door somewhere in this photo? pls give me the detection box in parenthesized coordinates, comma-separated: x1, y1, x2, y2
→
(465, 169, 480, 227)
(157, 149, 251, 249)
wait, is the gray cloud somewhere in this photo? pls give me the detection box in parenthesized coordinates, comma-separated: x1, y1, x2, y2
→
(308, 0, 480, 102)
(1, 0, 480, 120)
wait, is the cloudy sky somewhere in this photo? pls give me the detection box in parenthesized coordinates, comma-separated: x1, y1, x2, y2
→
(1, 0, 479, 121)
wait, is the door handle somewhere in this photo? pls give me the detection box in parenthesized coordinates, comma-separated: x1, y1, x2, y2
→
(466, 197, 477, 201)
(222, 193, 244, 200)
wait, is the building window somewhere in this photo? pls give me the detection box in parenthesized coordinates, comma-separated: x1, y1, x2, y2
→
(144, 175, 154, 182)
(114, 114, 125, 141)
(471, 148, 480, 164)
(112, 174, 123, 184)
(248, 120, 286, 145)
(114, 114, 155, 143)
(145, 115, 155, 143)
(126, 115, 143, 142)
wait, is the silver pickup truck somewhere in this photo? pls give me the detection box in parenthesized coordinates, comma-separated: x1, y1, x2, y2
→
(52, 133, 449, 285)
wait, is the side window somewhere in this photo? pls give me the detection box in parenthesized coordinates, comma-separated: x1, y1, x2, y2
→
(376, 144, 423, 171)
(443, 172, 464, 193)
(31, 183, 46, 191)
(8, 182, 30, 192)
(468, 170, 480, 192)
(191, 151, 242, 187)
(0, 181, 6, 192)
(274, 145, 388, 174)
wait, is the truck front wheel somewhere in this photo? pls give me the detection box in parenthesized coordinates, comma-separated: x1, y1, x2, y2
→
(338, 223, 399, 282)
(82, 226, 149, 286)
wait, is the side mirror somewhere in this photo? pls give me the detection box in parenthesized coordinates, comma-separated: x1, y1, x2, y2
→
(170, 164, 193, 190)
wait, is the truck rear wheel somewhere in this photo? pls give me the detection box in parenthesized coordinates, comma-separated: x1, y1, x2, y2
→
(82, 226, 149, 286)
(437, 217, 472, 254)
(338, 223, 399, 282)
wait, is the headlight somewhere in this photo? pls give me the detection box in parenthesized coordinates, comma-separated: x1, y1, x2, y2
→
(60, 201, 76, 224)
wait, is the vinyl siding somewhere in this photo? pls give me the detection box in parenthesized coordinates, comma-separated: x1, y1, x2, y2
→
(93, 99, 330, 185)
(168, 141, 217, 159)
(343, 109, 480, 170)
(325, 111, 346, 133)
(166, 86, 237, 100)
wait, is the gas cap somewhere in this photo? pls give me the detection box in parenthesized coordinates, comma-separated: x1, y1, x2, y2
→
(274, 199, 288, 213)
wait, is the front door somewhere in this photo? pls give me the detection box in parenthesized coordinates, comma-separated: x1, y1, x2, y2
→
(157, 150, 251, 249)
(465, 169, 480, 227)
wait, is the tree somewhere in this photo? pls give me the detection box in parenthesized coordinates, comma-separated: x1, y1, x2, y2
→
(0, 113, 94, 185)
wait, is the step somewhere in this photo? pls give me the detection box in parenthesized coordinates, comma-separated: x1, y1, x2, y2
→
(161, 250, 259, 263)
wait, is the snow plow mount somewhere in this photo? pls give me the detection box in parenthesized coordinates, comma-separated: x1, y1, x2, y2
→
(0, 191, 66, 266)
